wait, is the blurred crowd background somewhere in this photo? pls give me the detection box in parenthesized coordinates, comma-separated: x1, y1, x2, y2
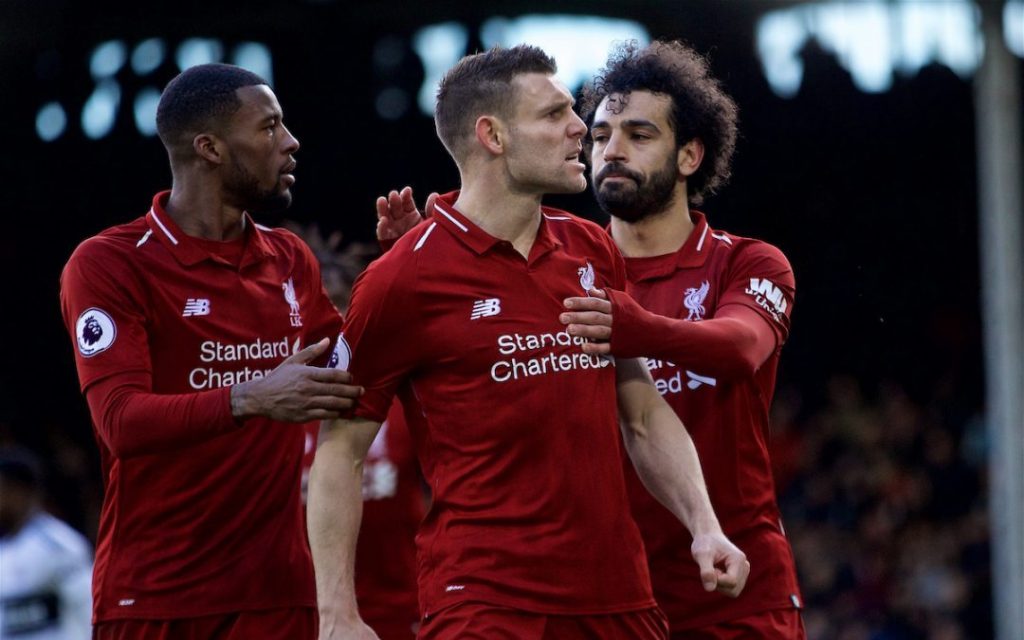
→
(2, 1, 1020, 638)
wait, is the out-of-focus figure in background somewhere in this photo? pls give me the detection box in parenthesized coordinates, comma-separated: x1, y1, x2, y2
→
(289, 223, 425, 640)
(0, 448, 93, 640)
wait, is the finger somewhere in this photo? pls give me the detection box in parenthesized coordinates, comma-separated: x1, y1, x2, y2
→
(425, 192, 439, 218)
(567, 324, 612, 341)
(387, 190, 404, 220)
(283, 338, 330, 365)
(305, 382, 364, 399)
(580, 341, 611, 356)
(308, 368, 354, 383)
(399, 186, 417, 214)
(717, 557, 750, 597)
(375, 195, 389, 221)
(560, 311, 612, 327)
(587, 287, 608, 300)
(563, 296, 611, 313)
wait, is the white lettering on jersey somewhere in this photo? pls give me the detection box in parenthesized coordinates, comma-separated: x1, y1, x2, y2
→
(75, 308, 116, 357)
(470, 298, 502, 320)
(685, 370, 718, 389)
(745, 277, 789, 322)
(182, 298, 211, 317)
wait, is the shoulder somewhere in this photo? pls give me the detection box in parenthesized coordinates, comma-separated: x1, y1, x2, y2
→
(541, 206, 609, 242)
(65, 217, 150, 267)
(708, 228, 792, 272)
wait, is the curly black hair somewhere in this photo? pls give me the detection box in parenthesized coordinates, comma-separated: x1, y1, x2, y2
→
(580, 40, 738, 205)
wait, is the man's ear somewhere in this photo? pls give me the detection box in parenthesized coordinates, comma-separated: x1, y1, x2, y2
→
(475, 115, 506, 156)
(193, 133, 225, 165)
(678, 138, 705, 178)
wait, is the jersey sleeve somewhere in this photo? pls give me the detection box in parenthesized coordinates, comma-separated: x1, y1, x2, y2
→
(716, 241, 796, 347)
(60, 241, 153, 390)
(60, 240, 238, 457)
(331, 256, 421, 424)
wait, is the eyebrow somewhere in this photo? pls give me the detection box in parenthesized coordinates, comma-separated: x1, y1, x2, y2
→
(591, 118, 661, 131)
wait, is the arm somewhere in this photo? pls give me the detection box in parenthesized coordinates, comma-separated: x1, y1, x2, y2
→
(308, 417, 384, 640)
(562, 288, 776, 380)
(85, 339, 362, 457)
(615, 357, 750, 596)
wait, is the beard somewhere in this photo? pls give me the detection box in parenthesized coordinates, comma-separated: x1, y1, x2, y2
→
(592, 155, 678, 223)
(225, 156, 292, 215)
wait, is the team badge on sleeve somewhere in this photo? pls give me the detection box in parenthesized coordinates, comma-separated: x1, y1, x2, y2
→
(327, 333, 352, 371)
(75, 307, 116, 357)
(745, 277, 789, 323)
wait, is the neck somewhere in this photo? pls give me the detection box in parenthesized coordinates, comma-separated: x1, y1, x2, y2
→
(609, 192, 695, 258)
(454, 179, 543, 259)
(164, 175, 247, 241)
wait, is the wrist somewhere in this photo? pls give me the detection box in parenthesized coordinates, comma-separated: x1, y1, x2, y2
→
(229, 381, 257, 419)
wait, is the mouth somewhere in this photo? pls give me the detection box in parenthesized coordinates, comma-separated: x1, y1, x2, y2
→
(565, 148, 585, 169)
(280, 160, 297, 186)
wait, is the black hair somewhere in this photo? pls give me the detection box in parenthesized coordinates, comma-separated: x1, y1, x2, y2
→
(580, 40, 738, 205)
(156, 63, 268, 152)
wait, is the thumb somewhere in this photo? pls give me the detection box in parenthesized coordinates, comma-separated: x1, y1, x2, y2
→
(425, 192, 439, 218)
(693, 549, 718, 592)
(283, 337, 330, 365)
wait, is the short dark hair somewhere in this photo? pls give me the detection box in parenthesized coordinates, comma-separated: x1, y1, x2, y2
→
(435, 45, 557, 163)
(580, 40, 738, 205)
(156, 63, 268, 152)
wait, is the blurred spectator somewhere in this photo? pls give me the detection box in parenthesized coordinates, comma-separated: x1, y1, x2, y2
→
(0, 448, 92, 640)
(288, 223, 426, 639)
(780, 376, 990, 639)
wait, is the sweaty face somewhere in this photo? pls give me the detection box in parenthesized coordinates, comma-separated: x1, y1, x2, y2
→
(220, 85, 299, 214)
(502, 73, 588, 196)
(589, 91, 682, 223)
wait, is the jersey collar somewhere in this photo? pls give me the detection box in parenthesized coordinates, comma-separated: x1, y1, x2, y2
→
(146, 191, 275, 268)
(432, 191, 562, 262)
(619, 210, 713, 281)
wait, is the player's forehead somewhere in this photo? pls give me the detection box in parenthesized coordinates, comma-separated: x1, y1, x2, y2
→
(593, 90, 672, 127)
(232, 84, 282, 124)
(511, 72, 574, 113)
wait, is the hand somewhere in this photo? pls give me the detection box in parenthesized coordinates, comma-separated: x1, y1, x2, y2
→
(230, 338, 364, 422)
(690, 531, 750, 598)
(375, 186, 436, 242)
(560, 288, 612, 355)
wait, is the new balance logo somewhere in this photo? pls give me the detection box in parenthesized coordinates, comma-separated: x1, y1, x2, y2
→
(470, 298, 501, 319)
(182, 298, 211, 317)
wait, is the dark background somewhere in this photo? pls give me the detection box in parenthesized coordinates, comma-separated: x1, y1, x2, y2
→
(1, 1, 1016, 636)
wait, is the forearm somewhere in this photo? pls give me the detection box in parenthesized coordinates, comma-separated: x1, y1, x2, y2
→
(308, 418, 380, 631)
(86, 374, 237, 457)
(621, 402, 721, 537)
(607, 289, 768, 379)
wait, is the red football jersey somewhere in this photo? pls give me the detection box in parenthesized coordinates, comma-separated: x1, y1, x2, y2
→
(337, 193, 654, 617)
(301, 401, 423, 637)
(59, 192, 342, 622)
(620, 211, 802, 630)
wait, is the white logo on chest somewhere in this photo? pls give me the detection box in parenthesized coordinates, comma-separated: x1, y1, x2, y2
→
(182, 298, 211, 317)
(578, 261, 595, 293)
(684, 281, 710, 321)
(282, 277, 303, 327)
(471, 298, 502, 319)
